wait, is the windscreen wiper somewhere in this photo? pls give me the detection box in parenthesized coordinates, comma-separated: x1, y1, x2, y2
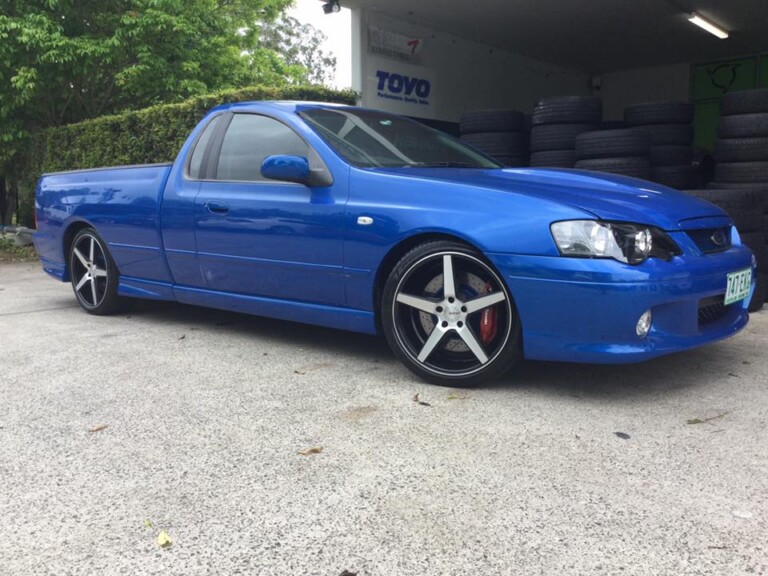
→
(406, 161, 479, 168)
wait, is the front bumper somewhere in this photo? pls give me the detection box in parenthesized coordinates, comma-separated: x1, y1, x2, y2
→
(487, 243, 754, 364)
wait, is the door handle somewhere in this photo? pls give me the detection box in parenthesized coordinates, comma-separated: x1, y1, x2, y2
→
(205, 201, 229, 215)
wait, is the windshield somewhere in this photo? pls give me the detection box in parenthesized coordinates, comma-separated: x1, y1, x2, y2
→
(299, 108, 503, 169)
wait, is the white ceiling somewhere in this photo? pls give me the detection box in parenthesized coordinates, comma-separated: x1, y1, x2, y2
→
(340, 0, 768, 73)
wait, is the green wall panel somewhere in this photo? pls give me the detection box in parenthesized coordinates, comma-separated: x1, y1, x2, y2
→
(693, 58, 756, 100)
(693, 101, 720, 152)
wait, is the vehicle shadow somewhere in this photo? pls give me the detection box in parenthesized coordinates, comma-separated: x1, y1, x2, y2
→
(129, 300, 745, 401)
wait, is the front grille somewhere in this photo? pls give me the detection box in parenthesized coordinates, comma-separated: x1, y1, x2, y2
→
(686, 226, 732, 254)
(698, 295, 728, 325)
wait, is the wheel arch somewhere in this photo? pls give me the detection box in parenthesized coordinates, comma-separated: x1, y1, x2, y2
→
(372, 232, 500, 333)
(62, 220, 96, 281)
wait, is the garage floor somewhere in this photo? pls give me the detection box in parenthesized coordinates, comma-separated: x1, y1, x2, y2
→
(1, 262, 766, 576)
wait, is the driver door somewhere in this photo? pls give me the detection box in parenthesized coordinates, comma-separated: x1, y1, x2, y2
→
(194, 113, 347, 306)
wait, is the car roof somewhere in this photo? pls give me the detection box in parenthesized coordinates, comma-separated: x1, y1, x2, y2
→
(209, 100, 362, 115)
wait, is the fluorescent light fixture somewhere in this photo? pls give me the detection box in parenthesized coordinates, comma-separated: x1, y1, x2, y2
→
(688, 12, 729, 39)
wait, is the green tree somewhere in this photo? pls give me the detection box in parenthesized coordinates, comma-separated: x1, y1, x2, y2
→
(0, 0, 297, 223)
(260, 14, 338, 86)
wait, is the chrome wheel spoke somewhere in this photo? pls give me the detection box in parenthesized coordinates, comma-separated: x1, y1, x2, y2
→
(73, 248, 89, 268)
(456, 326, 489, 364)
(464, 291, 506, 314)
(90, 278, 98, 305)
(89, 237, 95, 262)
(442, 255, 456, 299)
(92, 267, 107, 278)
(417, 326, 446, 362)
(75, 274, 90, 291)
(396, 293, 438, 314)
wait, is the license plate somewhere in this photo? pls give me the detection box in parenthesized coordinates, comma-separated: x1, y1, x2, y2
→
(724, 268, 752, 305)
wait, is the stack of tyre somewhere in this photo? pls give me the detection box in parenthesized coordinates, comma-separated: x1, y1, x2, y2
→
(529, 96, 602, 168)
(707, 88, 768, 310)
(574, 128, 651, 178)
(459, 109, 526, 167)
(624, 102, 696, 189)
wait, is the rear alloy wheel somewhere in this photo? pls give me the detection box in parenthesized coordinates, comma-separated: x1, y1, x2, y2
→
(382, 242, 521, 386)
(69, 227, 125, 315)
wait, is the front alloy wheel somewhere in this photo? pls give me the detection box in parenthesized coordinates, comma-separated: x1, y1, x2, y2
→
(382, 241, 521, 386)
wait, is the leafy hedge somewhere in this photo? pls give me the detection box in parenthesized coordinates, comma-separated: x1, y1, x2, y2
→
(14, 84, 358, 226)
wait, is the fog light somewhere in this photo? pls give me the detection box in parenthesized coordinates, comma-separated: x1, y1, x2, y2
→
(636, 310, 652, 338)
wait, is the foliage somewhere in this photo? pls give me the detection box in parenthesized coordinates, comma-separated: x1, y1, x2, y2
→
(261, 14, 338, 86)
(0, 0, 294, 174)
(0, 235, 38, 263)
(14, 84, 358, 226)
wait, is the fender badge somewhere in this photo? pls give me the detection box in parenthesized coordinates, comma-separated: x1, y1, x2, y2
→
(357, 216, 374, 226)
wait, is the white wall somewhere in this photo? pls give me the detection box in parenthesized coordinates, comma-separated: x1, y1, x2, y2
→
(599, 63, 691, 121)
(354, 10, 590, 122)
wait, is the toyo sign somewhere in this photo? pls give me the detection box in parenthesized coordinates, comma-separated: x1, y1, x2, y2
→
(376, 70, 431, 106)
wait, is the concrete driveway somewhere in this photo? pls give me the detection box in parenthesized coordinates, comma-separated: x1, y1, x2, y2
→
(1, 261, 766, 575)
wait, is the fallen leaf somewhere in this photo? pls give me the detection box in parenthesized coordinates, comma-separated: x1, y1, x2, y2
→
(298, 446, 323, 456)
(707, 545, 728, 550)
(339, 571, 358, 576)
(88, 424, 109, 433)
(447, 393, 469, 400)
(144, 519, 153, 529)
(686, 412, 728, 425)
(614, 432, 630, 440)
(294, 370, 306, 375)
(412, 393, 432, 407)
(157, 530, 172, 548)
(727, 372, 739, 378)
(178, 335, 186, 340)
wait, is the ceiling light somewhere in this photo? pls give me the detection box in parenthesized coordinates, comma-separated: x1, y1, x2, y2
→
(688, 12, 729, 39)
(322, 1, 341, 14)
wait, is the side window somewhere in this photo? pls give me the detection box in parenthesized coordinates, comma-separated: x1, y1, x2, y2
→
(215, 114, 309, 182)
(188, 114, 224, 179)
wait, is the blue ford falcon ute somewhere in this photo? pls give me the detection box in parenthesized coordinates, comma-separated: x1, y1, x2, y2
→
(34, 102, 757, 385)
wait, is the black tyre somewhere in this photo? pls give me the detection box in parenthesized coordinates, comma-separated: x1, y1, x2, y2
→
(714, 138, 768, 163)
(638, 124, 694, 145)
(715, 161, 768, 184)
(532, 96, 602, 125)
(624, 102, 694, 126)
(574, 157, 651, 179)
(382, 241, 521, 386)
(721, 89, 768, 116)
(718, 114, 768, 138)
(69, 227, 127, 315)
(684, 190, 763, 231)
(650, 145, 693, 166)
(748, 272, 767, 312)
(530, 123, 598, 152)
(706, 181, 768, 190)
(494, 155, 526, 167)
(461, 132, 525, 157)
(529, 150, 576, 168)
(740, 234, 768, 270)
(651, 165, 697, 190)
(574, 129, 650, 160)
(459, 109, 524, 134)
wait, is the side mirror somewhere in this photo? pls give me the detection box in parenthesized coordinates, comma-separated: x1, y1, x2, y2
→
(261, 155, 311, 184)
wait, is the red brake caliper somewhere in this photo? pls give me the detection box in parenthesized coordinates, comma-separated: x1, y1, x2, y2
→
(479, 282, 497, 344)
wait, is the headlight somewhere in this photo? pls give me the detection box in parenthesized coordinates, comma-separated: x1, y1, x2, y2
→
(550, 220, 679, 264)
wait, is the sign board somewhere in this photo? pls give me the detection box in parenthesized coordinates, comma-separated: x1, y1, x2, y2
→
(366, 56, 436, 118)
(369, 25, 423, 63)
